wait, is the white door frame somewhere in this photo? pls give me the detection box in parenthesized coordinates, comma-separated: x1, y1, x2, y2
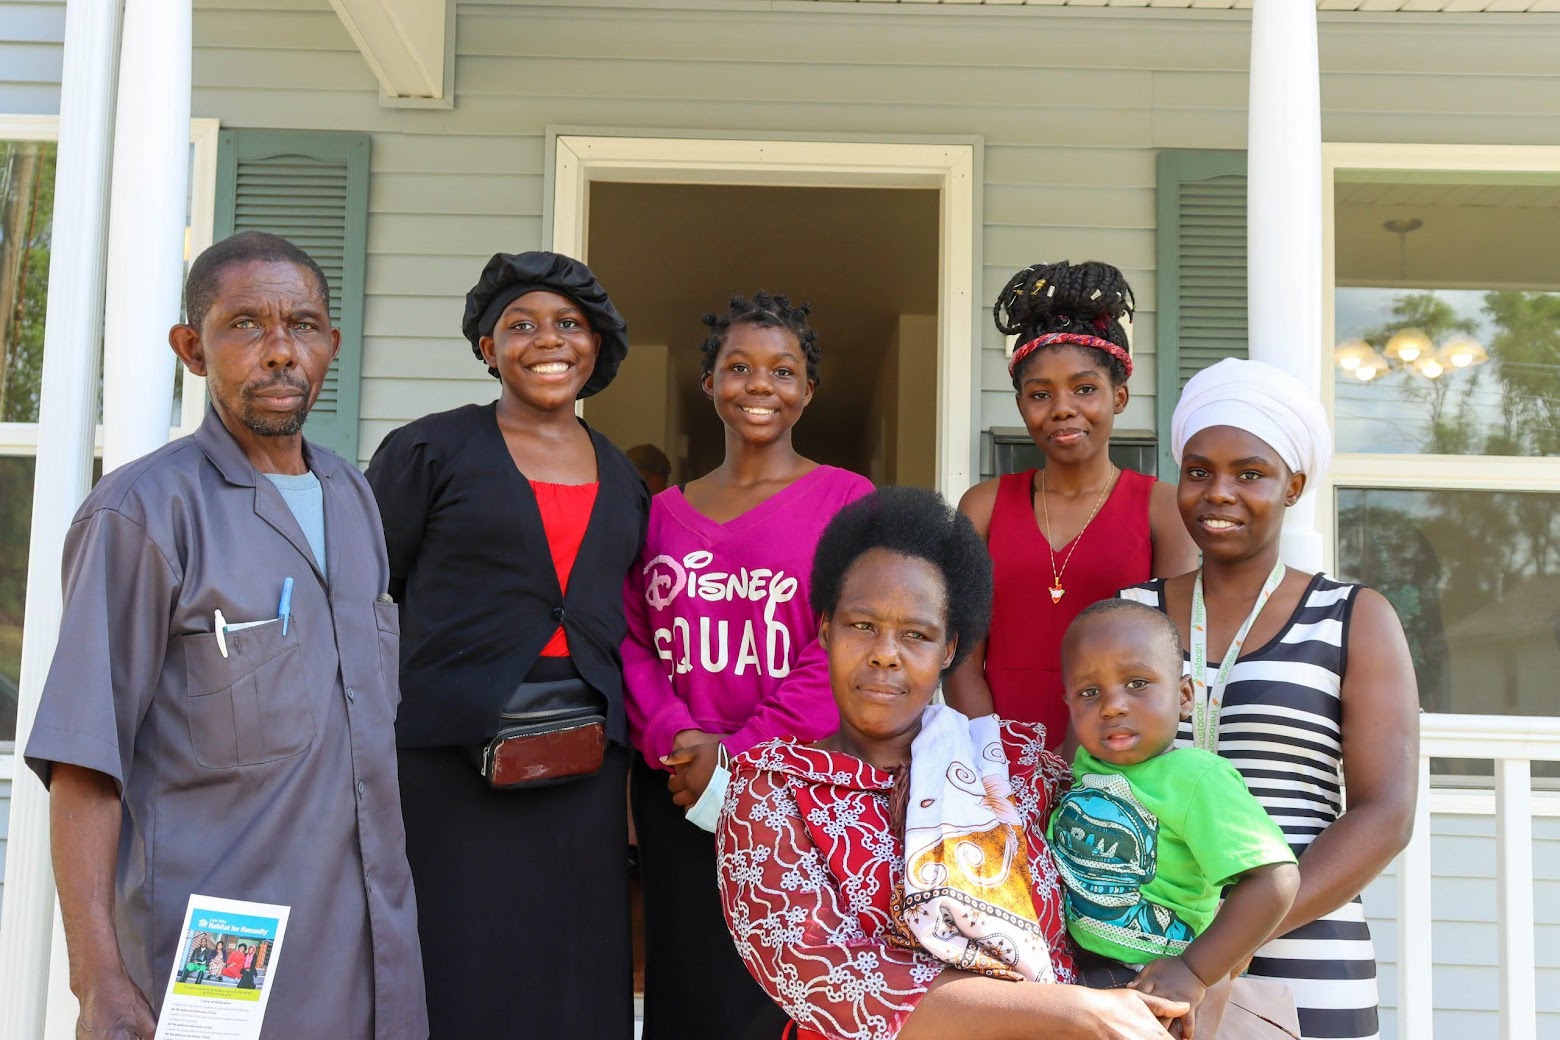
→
(549, 134, 978, 497)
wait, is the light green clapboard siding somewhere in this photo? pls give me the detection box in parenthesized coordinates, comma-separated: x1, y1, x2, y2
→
(191, 0, 1560, 466)
(0, 0, 64, 116)
(1363, 813, 1560, 1037)
(7, 0, 1560, 454)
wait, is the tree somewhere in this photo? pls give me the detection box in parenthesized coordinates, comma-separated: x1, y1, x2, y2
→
(1357, 292, 1481, 453)
(0, 140, 55, 423)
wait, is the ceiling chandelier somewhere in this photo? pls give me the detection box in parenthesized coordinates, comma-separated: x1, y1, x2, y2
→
(1335, 328, 1488, 382)
(1333, 217, 1490, 382)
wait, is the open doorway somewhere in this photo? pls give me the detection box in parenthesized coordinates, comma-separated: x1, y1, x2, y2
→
(582, 182, 941, 487)
(552, 134, 978, 494)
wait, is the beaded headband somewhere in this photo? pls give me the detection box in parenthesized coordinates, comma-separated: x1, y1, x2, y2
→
(1008, 331, 1134, 381)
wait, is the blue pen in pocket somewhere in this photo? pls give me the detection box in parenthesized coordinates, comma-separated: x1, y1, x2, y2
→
(279, 577, 294, 635)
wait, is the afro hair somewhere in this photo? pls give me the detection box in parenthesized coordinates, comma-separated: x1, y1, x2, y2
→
(810, 486, 992, 674)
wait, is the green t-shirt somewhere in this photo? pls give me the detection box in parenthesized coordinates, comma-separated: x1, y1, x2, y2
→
(1046, 746, 1296, 965)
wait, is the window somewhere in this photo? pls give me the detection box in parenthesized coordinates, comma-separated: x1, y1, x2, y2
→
(1324, 145, 1560, 748)
(0, 117, 217, 749)
(0, 125, 57, 745)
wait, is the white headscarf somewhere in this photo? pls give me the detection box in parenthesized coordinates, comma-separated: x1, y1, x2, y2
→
(1170, 358, 1332, 496)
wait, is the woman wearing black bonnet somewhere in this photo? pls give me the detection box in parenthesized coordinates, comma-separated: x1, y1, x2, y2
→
(367, 251, 649, 1038)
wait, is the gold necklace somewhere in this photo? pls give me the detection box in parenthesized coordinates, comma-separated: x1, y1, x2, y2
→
(1038, 466, 1117, 604)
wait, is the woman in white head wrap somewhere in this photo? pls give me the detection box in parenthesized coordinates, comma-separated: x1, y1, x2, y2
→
(1119, 357, 1419, 1040)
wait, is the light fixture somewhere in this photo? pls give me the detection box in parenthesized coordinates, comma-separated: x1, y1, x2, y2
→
(1384, 328, 1432, 364)
(1335, 329, 1485, 381)
(1335, 339, 1379, 372)
(1333, 217, 1491, 382)
(1443, 336, 1488, 368)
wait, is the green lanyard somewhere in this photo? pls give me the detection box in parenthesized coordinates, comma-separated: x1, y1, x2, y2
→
(1188, 561, 1286, 751)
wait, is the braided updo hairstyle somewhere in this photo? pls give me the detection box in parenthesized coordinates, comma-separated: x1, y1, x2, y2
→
(995, 260, 1134, 390)
(699, 291, 822, 385)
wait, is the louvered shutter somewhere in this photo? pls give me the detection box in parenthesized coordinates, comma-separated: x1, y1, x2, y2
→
(214, 130, 370, 463)
(1154, 149, 1247, 480)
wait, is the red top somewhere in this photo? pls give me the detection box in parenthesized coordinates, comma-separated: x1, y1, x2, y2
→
(983, 467, 1155, 747)
(530, 479, 600, 657)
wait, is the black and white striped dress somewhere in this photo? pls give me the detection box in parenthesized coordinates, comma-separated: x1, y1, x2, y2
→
(1121, 574, 1380, 1040)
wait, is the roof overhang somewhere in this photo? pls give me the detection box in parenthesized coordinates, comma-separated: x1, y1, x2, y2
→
(328, 0, 453, 107)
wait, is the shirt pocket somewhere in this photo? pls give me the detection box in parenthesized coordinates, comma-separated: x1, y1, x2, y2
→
(182, 622, 316, 769)
(373, 599, 401, 708)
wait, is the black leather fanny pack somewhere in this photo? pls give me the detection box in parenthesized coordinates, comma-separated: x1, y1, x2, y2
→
(478, 677, 606, 789)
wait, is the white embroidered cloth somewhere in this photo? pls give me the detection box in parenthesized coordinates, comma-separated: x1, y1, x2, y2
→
(899, 705, 1057, 983)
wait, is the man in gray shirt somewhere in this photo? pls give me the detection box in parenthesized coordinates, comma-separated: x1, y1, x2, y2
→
(26, 231, 427, 1039)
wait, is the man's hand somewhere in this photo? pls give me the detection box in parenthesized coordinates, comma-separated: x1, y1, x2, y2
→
(663, 730, 727, 809)
(75, 968, 157, 1039)
(1129, 956, 1208, 1039)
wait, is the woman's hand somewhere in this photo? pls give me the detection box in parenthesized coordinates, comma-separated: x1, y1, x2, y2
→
(1072, 987, 1188, 1040)
(1128, 958, 1206, 1038)
(901, 972, 1184, 1040)
(663, 730, 727, 808)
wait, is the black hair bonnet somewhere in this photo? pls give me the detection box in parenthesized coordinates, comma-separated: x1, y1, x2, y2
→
(460, 250, 629, 399)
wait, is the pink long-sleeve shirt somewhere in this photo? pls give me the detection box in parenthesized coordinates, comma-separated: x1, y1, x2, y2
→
(622, 465, 874, 768)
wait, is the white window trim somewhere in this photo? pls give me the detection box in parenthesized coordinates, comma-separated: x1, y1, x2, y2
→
(0, 115, 220, 457)
(548, 133, 979, 499)
(0, 116, 219, 763)
(1319, 143, 1560, 797)
(1318, 141, 1560, 573)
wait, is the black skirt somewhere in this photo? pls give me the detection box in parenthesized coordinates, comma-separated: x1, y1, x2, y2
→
(631, 757, 791, 1040)
(399, 739, 633, 1039)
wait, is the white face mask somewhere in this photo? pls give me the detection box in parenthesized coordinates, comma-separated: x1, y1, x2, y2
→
(683, 752, 733, 834)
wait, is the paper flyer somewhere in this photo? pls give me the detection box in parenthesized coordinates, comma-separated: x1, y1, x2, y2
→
(154, 894, 291, 1040)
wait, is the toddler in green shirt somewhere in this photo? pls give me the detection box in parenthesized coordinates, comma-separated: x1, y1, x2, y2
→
(1047, 599, 1299, 1037)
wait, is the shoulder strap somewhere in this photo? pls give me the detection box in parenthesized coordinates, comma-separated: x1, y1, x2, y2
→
(988, 469, 1035, 536)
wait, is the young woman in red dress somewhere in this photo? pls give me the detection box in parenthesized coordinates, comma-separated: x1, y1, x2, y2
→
(944, 261, 1198, 748)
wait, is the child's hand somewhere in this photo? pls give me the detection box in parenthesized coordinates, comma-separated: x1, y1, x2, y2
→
(1128, 957, 1208, 1039)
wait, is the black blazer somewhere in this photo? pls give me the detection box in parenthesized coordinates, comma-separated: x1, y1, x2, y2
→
(367, 402, 649, 747)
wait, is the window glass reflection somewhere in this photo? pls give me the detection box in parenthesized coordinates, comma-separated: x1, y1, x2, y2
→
(1337, 486, 1560, 777)
(0, 455, 36, 742)
(1332, 173, 1560, 456)
(1, 139, 56, 425)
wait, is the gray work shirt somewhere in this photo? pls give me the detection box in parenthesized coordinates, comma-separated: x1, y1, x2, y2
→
(26, 407, 428, 1040)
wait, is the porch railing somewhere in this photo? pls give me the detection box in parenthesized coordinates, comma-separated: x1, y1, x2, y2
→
(1398, 712, 1560, 1040)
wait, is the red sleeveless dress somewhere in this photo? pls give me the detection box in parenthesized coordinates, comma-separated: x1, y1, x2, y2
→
(984, 467, 1155, 748)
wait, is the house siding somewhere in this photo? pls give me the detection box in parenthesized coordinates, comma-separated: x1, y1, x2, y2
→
(1363, 812, 1560, 1037)
(7, 2, 1560, 1033)
(10, 2, 1560, 461)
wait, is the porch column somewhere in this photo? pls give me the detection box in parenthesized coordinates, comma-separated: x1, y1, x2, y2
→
(0, 0, 122, 1036)
(1245, 0, 1324, 571)
(100, 0, 192, 472)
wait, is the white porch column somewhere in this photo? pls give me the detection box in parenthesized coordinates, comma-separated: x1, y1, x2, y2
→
(100, 0, 192, 472)
(0, 0, 122, 1035)
(1245, 0, 1324, 572)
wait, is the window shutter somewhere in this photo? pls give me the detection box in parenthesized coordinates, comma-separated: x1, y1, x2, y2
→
(1154, 149, 1247, 480)
(214, 129, 370, 463)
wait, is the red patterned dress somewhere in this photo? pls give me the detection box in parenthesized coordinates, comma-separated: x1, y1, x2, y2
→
(717, 720, 1078, 1040)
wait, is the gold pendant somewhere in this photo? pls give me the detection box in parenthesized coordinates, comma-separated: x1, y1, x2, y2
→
(1049, 585, 1065, 604)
